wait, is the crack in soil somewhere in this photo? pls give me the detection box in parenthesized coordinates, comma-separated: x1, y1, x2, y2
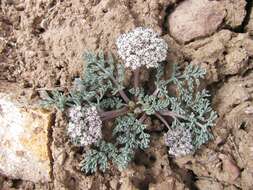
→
(161, 0, 185, 35)
(47, 112, 56, 184)
(161, 4, 175, 35)
(168, 157, 199, 190)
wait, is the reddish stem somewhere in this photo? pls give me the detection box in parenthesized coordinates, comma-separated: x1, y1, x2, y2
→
(159, 109, 183, 120)
(159, 109, 205, 129)
(133, 68, 140, 102)
(119, 90, 130, 103)
(153, 89, 159, 96)
(155, 112, 171, 129)
(100, 106, 129, 121)
(139, 113, 147, 123)
(134, 68, 140, 89)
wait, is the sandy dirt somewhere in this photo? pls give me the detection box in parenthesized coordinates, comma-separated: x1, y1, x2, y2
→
(0, 0, 253, 189)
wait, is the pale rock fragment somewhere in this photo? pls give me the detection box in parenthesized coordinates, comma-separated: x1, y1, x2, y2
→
(223, 49, 249, 75)
(224, 0, 247, 28)
(168, 0, 246, 43)
(183, 30, 253, 83)
(168, 0, 226, 43)
(0, 83, 52, 182)
(196, 179, 223, 190)
(218, 154, 241, 183)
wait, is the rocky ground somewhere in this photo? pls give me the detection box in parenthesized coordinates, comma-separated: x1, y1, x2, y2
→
(0, 0, 253, 189)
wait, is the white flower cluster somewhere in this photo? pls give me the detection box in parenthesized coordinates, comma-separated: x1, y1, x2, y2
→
(67, 106, 102, 146)
(164, 127, 194, 157)
(116, 27, 168, 70)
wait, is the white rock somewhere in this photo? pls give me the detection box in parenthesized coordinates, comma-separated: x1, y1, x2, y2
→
(0, 84, 52, 182)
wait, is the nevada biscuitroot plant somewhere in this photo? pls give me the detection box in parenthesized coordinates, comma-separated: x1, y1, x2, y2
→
(42, 27, 217, 173)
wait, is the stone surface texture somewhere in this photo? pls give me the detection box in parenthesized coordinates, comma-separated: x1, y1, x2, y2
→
(168, 0, 226, 43)
(182, 30, 253, 83)
(224, 0, 247, 28)
(0, 83, 52, 183)
(168, 0, 247, 43)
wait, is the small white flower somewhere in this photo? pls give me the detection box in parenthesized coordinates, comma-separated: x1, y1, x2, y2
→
(67, 106, 102, 146)
(116, 27, 168, 70)
(164, 127, 194, 157)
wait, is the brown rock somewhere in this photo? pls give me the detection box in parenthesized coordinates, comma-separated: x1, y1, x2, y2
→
(176, 148, 222, 179)
(238, 127, 253, 170)
(241, 169, 253, 190)
(196, 179, 223, 190)
(168, 0, 226, 43)
(0, 38, 6, 53)
(213, 71, 253, 117)
(119, 169, 138, 190)
(224, 186, 241, 190)
(183, 30, 232, 58)
(183, 30, 253, 83)
(149, 179, 185, 190)
(213, 79, 250, 115)
(224, 0, 247, 28)
(220, 93, 253, 190)
(0, 84, 52, 182)
(223, 49, 249, 75)
(218, 154, 241, 183)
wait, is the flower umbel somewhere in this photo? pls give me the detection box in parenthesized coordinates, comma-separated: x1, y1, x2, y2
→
(164, 126, 194, 157)
(116, 27, 168, 70)
(67, 106, 102, 146)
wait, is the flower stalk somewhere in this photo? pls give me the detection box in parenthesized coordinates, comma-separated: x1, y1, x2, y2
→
(100, 107, 129, 121)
